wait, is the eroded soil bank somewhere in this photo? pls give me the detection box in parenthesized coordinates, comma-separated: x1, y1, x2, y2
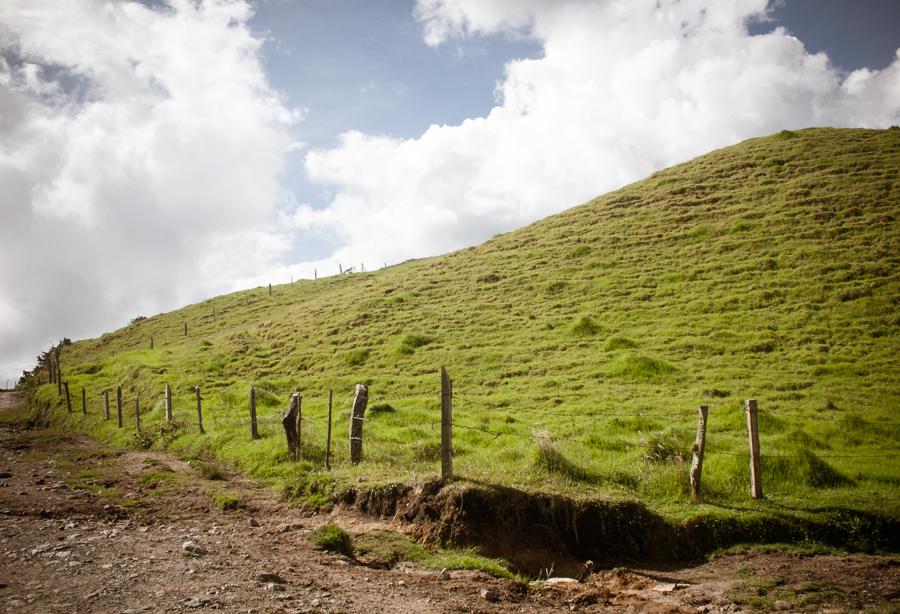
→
(1, 391, 898, 613)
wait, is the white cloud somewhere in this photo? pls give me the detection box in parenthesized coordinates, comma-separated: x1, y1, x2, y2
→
(0, 0, 297, 381)
(299, 0, 899, 280)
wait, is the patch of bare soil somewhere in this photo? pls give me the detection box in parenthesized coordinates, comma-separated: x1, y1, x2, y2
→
(0, 391, 897, 613)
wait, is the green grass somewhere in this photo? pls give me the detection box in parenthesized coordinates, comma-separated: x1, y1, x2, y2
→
(22, 128, 900, 529)
(310, 524, 353, 555)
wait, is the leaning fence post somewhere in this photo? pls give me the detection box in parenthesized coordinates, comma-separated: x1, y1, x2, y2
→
(135, 395, 141, 432)
(64, 380, 72, 412)
(164, 383, 173, 423)
(195, 386, 204, 434)
(745, 399, 763, 499)
(81, 386, 87, 415)
(104, 389, 110, 421)
(250, 385, 259, 440)
(689, 405, 708, 501)
(116, 386, 123, 428)
(325, 389, 333, 470)
(282, 393, 300, 461)
(440, 366, 453, 479)
(349, 384, 368, 464)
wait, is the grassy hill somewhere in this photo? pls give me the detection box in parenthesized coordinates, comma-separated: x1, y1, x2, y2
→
(24, 127, 900, 524)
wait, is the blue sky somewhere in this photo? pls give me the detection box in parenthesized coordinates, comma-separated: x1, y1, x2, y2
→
(0, 0, 898, 382)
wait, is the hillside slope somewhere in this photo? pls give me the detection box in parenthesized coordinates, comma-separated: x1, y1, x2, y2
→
(31, 127, 900, 519)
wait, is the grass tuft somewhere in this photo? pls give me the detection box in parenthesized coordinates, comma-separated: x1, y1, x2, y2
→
(310, 524, 353, 555)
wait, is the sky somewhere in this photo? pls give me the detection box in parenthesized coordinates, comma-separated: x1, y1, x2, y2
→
(0, 0, 898, 385)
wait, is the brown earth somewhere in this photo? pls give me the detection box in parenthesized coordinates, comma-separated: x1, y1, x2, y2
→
(0, 391, 898, 613)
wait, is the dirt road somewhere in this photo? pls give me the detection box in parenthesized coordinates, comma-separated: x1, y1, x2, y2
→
(0, 391, 897, 613)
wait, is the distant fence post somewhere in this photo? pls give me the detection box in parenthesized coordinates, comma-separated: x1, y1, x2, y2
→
(349, 384, 368, 464)
(689, 405, 708, 501)
(745, 399, 763, 499)
(164, 383, 173, 423)
(250, 385, 259, 440)
(440, 366, 453, 479)
(150, 336, 154, 350)
(282, 393, 300, 461)
(57, 369, 62, 396)
(104, 389, 110, 421)
(184, 322, 188, 336)
(64, 380, 72, 412)
(81, 386, 86, 415)
(116, 386, 123, 428)
(135, 395, 141, 432)
(268, 283, 272, 296)
(325, 389, 333, 470)
(195, 386, 204, 434)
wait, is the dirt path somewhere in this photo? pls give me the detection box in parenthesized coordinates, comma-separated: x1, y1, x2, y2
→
(0, 391, 897, 613)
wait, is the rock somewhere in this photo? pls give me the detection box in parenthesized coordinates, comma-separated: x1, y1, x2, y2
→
(479, 588, 500, 602)
(274, 522, 301, 533)
(546, 577, 578, 584)
(652, 583, 677, 593)
(248, 518, 259, 528)
(0, 470, 12, 479)
(184, 596, 209, 608)
(438, 568, 451, 581)
(256, 573, 286, 584)
(181, 541, 207, 556)
(773, 601, 791, 611)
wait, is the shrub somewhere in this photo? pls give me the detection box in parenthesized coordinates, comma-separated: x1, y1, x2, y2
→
(212, 492, 240, 511)
(311, 524, 353, 555)
(344, 348, 370, 366)
(571, 315, 602, 337)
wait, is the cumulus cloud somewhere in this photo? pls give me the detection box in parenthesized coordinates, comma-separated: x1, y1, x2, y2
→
(296, 0, 900, 274)
(0, 0, 298, 381)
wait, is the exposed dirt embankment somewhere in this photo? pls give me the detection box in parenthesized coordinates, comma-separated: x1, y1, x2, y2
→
(341, 480, 899, 575)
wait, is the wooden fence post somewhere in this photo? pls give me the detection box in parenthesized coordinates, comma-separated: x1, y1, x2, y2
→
(104, 390, 110, 421)
(745, 399, 763, 499)
(57, 368, 62, 395)
(150, 336, 154, 350)
(64, 380, 71, 412)
(81, 386, 86, 415)
(184, 322, 188, 336)
(349, 384, 368, 464)
(440, 367, 453, 479)
(135, 395, 141, 432)
(325, 389, 333, 470)
(195, 386, 204, 434)
(165, 383, 173, 423)
(297, 393, 303, 460)
(268, 283, 272, 296)
(282, 393, 300, 461)
(689, 405, 708, 501)
(116, 386, 123, 428)
(250, 385, 259, 440)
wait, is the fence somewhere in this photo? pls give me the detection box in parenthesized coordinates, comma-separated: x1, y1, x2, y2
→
(38, 357, 900, 502)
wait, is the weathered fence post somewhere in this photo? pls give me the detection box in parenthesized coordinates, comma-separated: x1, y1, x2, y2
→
(64, 380, 72, 412)
(164, 383, 173, 423)
(116, 385, 123, 428)
(325, 389, 333, 470)
(349, 384, 368, 464)
(104, 390, 110, 421)
(195, 386, 204, 434)
(150, 336, 154, 350)
(440, 366, 453, 479)
(282, 393, 300, 461)
(184, 322, 188, 336)
(135, 395, 141, 432)
(689, 405, 708, 501)
(57, 368, 62, 395)
(81, 386, 86, 415)
(268, 283, 272, 296)
(745, 399, 763, 499)
(250, 385, 259, 440)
